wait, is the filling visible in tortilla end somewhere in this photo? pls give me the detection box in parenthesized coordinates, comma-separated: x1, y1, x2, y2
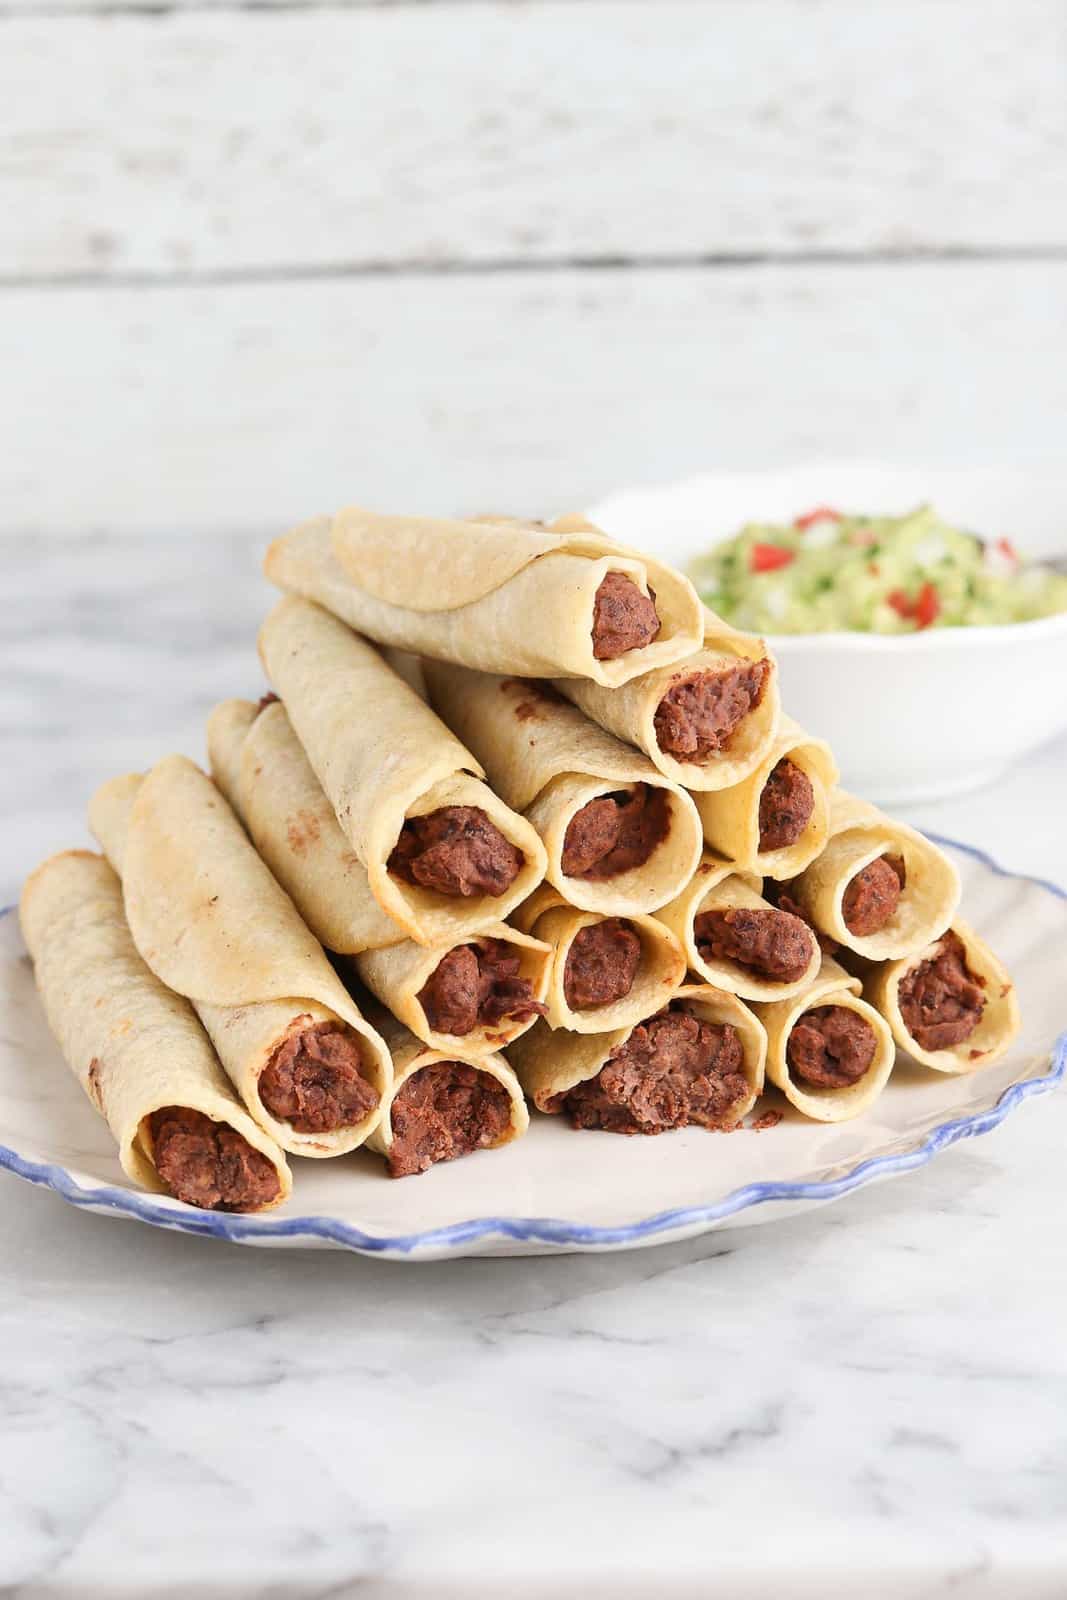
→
(897, 930, 987, 1051)
(762, 881, 839, 957)
(591, 572, 661, 659)
(841, 853, 906, 936)
(787, 1005, 877, 1089)
(561, 785, 672, 880)
(388, 805, 524, 898)
(653, 659, 770, 761)
(259, 1019, 379, 1134)
(418, 939, 546, 1037)
(563, 918, 643, 1010)
(149, 1106, 281, 1212)
(758, 758, 815, 851)
(694, 906, 815, 983)
(550, 1005, 749, 1134)
(387, 1062, 513, 1177)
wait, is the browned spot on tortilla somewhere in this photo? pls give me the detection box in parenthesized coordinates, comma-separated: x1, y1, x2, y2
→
(968, 1049, 986, 1060)
(1000, 983, 1012, 998)
(501, 679, 562, 722)
(751, 1109, 783, 1131)
(86, 1058, 105, 1111)
(286, 810, 322, 856)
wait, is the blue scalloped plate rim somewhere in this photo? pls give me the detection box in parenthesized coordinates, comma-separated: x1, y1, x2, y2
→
(1, 832, 1063, 1258)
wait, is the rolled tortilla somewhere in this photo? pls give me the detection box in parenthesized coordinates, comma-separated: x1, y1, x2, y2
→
(263, 508, 704, 686)
(423, 662, 702, 915)
(866, 918, 1021, 1074)
(788, 791, 961, 961)
(509, 984, 766, 1128)
(208, 697, 403, 954)
(512, 884, 686, 1033)
(19, 850, 291, 1210)
(89, 757, 392, 1157)
(365, 1008, 528, 1177)
(694, 716, 838, 879)
(353, 924, 551, 1055)
(752, 957, 895, 1122)
(655, 853, 822, 1001)
(553, 612, 780, 791)
(258, 598, 547, 945)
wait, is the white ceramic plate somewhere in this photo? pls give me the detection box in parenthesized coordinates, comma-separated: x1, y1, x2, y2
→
(0, 839, 1063, 1259)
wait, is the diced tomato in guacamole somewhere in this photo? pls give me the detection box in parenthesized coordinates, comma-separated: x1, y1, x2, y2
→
(689, 505, 1067, 634)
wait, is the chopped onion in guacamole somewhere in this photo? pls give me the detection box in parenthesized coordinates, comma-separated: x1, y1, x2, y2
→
(689, 505, 1067, 634)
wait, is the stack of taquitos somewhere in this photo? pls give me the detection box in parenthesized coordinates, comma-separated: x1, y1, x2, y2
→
(19, 498, 1023, 1205)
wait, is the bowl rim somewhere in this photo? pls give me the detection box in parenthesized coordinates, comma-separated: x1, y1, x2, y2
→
(759, 607, 1067, 652)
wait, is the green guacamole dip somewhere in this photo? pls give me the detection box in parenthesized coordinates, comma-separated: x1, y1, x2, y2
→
(690, 504, 1067, 635)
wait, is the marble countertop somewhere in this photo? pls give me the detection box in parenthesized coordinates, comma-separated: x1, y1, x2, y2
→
(3, 533, 1066, 1598)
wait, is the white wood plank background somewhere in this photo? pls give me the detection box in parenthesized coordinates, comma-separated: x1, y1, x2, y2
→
(4, 2, 1067, 279)
(4, 262, 1065, 536)
(2, 0, 1065, 536)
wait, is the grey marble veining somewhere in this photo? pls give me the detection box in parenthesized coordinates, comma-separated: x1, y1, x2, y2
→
(2, 533, 1066, 1598)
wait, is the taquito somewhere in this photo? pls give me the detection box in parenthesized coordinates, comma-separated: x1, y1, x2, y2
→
(208, 697, 403, 954)
(89, 757, 392, 1157)
(20, 850, 291, 1211)
(753, 957, 895, 1122)
(656, 854, 821, 1001)
(366, 1008, 528, 1178)
(263, 507, 704, 686)
(512, 885, 686, 1034)
(258, 598, 547, 945)
(553, 612, 779, 791)
(422, 663, 702, 915)
(788, 791, 960, 961)
(694, 716, 838, 879)
(509, 985, 766, 1133)
(353, 925, 551, 1055)
(866, 919, 1020, 1074)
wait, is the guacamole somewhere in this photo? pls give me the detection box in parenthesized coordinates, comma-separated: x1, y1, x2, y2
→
(690, 504, 1067, 635)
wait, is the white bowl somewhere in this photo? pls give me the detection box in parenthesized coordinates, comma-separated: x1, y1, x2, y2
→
(589, 462, 1067, 804)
